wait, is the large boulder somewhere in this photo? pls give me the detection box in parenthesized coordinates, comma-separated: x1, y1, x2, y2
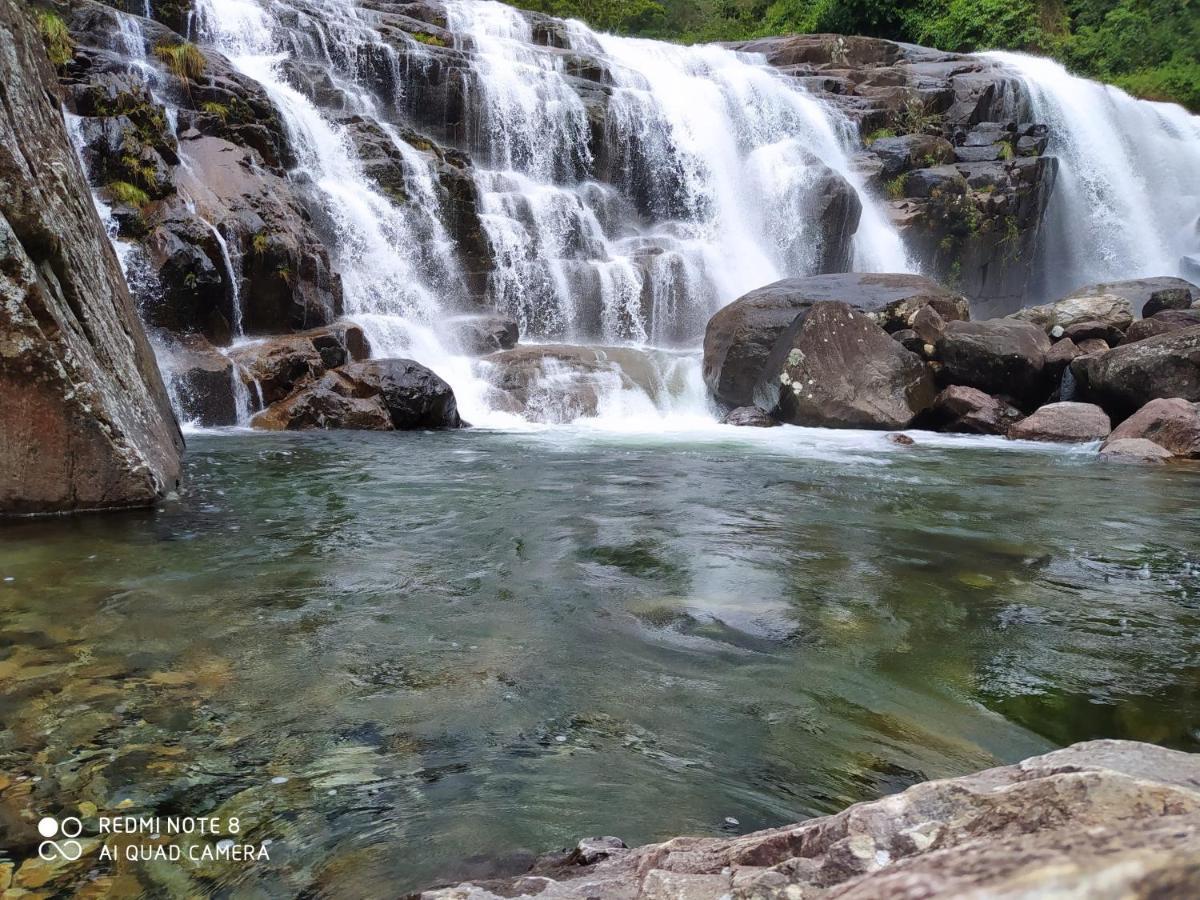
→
(228, 323, 368, 405)
(160, 337, 237, 427)
(1010, 292, 1133, 334)
(1008, 402, 1111, 443)
(1061, 277, 1197, 318)
(1, 0, 182, 514)
(1106, 398, 1200, 459)
(419, 740, 1200, 900)
(253, 359, 462, 431)
(445, 314, 519, 356)
(753, 302, 936, 429)
(936, 319, 1051, 407)
(924, 385, 1023, 435)
(1122, 309, 1200, 345)
(1071, 326, 1200, 419)
(703, 274, 967, 406)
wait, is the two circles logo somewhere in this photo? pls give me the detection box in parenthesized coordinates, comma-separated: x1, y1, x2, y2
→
(37, 816, 84, 861)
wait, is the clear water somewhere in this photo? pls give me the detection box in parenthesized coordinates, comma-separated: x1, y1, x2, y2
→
(3, 428, 1199, 895)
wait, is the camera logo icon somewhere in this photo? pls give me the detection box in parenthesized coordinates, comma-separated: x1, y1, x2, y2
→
(37, 816, 84, 861)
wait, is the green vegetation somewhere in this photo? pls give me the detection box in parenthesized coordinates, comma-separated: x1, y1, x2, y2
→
(154, 41, 206, 87)
(200, 101, 230, 121)
(503, 0, 1199, 111)
(884, 173, 908, 199)
(252, 231, 270, 255)
(107, 180, 150, 207)
(37, 10, 74, 68)
(410, 31, 448, 47)
(863, 127, 895, 144)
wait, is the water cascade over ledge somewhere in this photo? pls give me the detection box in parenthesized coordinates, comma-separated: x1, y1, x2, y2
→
(985, 52, 1200, 300)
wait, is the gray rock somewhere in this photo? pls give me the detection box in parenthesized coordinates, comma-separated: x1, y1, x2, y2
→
(1010, 292, 1134, 333)
(721, 406, 779, 428)
(1, 0, 182, 514)
(753, 301, 936, 430)
(161, 337, 237, 427)
(870, 134, 956, 178)
(446, 314, 520, 356)
(1008, 402, 1111, 443)
(419, 741, 1200, 900)
(1060, 277, 1197, 318)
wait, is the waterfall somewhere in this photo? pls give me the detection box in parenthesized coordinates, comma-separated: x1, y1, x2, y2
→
(445, 0, 911, 346)
(182, 0, 912, 428)
(985, 52, 1200, 300)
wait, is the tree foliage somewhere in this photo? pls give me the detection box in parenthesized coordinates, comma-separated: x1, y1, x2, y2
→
(505, 0, 1199, 110)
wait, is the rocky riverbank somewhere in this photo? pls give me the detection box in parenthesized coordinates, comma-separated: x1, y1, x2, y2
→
(418, 739, 1200, 899)
(704, 272, 1200, 464)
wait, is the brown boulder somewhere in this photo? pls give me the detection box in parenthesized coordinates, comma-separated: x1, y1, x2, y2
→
(936, 319, 1051, 407)
(1009, 402, 1111, 443)
(925, 385, 1023, 435)
(1071, 325, 1200, 418)
(1107, 398, 1200, 458)
(1044, 337, 1082, 380)
(704, 274, 966, 406)
(753, 302, 936, 430)
(1, 0, 182, 514)
(1122, 309, 1200, 345)
(1098, 438, 1173, 465)
(251, 376, 392, 431)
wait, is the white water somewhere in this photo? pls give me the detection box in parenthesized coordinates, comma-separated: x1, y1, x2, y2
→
(985, 52, 1200, 299)
(173, 0, 909, 430)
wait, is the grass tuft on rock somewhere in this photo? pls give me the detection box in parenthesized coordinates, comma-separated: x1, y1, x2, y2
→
(154, 41, 206, 86)
(107, 180, 150, 207)
(37, 11, 74, 68)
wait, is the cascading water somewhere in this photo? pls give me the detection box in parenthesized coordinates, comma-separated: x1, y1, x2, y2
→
(985, 52, 1200, 300)
(445, 0, 911, 348)
(179, 0, 913, 429)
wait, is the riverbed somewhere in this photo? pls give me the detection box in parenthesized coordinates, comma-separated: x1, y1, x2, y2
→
(2, 427, 1198, 895)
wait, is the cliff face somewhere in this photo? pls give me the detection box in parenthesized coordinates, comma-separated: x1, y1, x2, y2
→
(0, 0, 183, 514)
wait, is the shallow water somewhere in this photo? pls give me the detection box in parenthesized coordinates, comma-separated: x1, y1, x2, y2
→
(2, 428, 1199, 895)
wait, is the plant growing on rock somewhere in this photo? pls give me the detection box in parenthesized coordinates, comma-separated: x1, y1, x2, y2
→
(154, 41, 206, 90)
(37, 10, 74, 68)
(885, 173, 909, 200)
(201, 101, 230, 122)
(107, 180, 151, 207)
(410, 32, 448, 47)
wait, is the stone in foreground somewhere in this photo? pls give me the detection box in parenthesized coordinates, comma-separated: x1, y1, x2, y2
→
(925, 385, 1023, 435)
(421, 740, 1200, 900)
(1106, 398, 1200, 459)
(1, 0, 182, 514)
(1008, 402, 1111, 443)
(754, 301, 935, 430)
(1099, 438, 1173, 464)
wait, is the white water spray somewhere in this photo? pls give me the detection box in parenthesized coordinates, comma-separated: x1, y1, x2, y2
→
(985, 52, 1200, 299)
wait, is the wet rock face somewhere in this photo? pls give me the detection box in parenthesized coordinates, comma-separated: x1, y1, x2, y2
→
(703, 273, 967, 407)
(254, 358, 463, 431)
(753, 301, 936, 430)
(0, 0, 182, 514)
(419, 740, 1200, 900)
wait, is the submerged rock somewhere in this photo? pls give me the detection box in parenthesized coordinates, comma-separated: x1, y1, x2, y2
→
(1008, 402, 1111, 443)
(1, 0, 182, 514)
(721, 407, 779, 428)
(419, 740, 1200, 900)
(1106, 398, 1200, 459)
(753, 301, 936, 430)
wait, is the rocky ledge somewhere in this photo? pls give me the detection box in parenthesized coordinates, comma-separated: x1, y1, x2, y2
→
(706, 271, 1200, 464)
(419, 739, 1200, 899)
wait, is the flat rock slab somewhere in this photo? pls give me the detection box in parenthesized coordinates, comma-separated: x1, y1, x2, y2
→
(419, 740, 1200, 900)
